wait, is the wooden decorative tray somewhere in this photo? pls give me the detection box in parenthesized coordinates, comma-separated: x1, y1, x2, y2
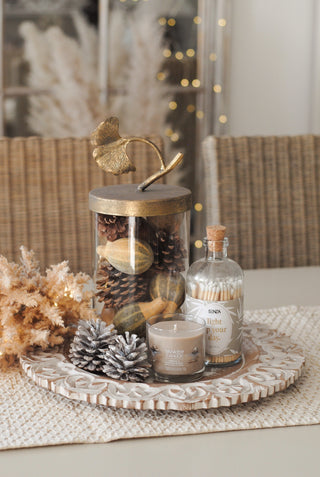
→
(20, 322, 305, 411)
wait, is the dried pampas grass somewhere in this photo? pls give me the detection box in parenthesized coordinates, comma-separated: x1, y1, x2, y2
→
(20, 6, 172, 139)
(19, 13, 106, 137)
(111, 4, 170, 136)
(0, 246, 97, 369)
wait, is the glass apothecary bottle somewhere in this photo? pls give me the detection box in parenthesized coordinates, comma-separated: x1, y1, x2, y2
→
(184, 225, 243, 366)
(89, 184, 192, 335)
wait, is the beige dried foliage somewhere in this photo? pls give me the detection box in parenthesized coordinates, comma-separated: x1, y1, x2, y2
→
(19, 8, 172, 136)
(0, 246, 97, 369)
(19, 14, 106, 137)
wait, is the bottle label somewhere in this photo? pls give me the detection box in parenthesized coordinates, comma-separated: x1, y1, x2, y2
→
(183, 295, 243, 357)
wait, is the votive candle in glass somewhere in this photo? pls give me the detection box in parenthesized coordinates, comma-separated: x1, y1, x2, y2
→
(146, 313, 206, 383)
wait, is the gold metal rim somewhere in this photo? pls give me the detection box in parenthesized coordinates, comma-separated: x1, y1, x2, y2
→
(89, 184, 192, 217)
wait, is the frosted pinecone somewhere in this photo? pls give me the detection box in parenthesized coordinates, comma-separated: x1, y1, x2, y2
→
(100, 332, 151, 382)
(69, 319, 118, 372)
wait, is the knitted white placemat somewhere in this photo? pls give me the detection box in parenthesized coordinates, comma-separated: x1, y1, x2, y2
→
(1, 305, 319, 450)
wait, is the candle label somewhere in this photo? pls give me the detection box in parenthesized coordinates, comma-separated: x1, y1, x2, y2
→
(163, 349, 186, 373)
(184, 296, 243, 356)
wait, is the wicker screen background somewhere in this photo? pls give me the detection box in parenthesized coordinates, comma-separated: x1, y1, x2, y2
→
(203, 135, 320, 269)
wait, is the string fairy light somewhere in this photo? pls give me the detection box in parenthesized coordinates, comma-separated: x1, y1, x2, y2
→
(218, 18, 227, 27)
(213, 84, 222, 93)
(219, 114, 228, 124)
(163, 48, 171, 58)
(158, 17, 166, 26)
(180, 78, 189, 87)
(186, 48, 195, 57)
(167, 18, 176, 27)
(195, 240, 203, 249)
(192, 79, 200, 88)
(209, 52, 217, 62)
(171, 133, 179, 142)
(196, 110, 204, 119)
(175, 51, 184, 60)
(187, 104, 195, 113)
(194, 202, 203, 247)
(193, 16, 202, 24)
(157, 72, 166, 81)
(169, 101, 177, 110)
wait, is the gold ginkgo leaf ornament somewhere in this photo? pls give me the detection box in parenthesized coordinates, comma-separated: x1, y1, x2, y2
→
(91, 116, 121, 146)
(91, 117, 136, 175)
(90, 117, 183, 190)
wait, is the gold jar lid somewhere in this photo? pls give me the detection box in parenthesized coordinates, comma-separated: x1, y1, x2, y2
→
(89, 183, 192, 217)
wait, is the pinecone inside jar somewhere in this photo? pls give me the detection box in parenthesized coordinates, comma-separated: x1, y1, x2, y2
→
(69, 319, 117, 372)
(100, 332, 151, 382)
(97, 214, 128, 242)
(151, 230, 187, 272)
(97, 215, 154, 243)
(96, 260, 150, 309)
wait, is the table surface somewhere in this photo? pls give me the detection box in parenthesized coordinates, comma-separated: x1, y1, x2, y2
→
(1, 266, 320, 477)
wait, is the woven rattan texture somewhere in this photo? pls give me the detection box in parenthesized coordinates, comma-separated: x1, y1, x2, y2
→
(1, 305, 319, 450)
(0, 136, 164, 274)
(203, 135, 320, 269)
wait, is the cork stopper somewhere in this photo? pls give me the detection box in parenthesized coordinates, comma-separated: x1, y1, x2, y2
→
(206, 225, 226, 252)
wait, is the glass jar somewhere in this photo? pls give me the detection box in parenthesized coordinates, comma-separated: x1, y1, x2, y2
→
(146, 313, 206, 383)
(184, 225, 243, 366)
(89, 183, 192, 335)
